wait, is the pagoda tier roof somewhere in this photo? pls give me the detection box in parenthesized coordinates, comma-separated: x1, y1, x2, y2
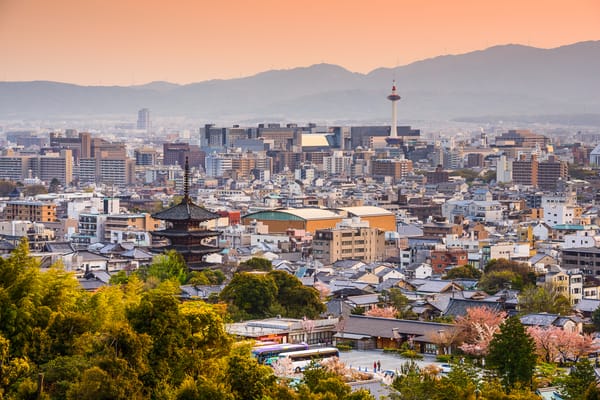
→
(150, 229, 221, 238)
(187, 261, 218, 271)
(151, 244, 222, 255)
(152, 197, 220, 222)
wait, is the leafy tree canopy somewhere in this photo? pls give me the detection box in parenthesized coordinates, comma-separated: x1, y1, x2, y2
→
(237, 257, 272, 272)
(444, 264, 482, 280)
(518, 284, 572, 315)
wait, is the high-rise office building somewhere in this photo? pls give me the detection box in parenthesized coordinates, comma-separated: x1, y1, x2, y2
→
(29, 150, 73, 186)
(137, 108, 150, 130)
(163, 143, 203, 168)
(538, 155, 568, 190)
(512, 154, 539, 187)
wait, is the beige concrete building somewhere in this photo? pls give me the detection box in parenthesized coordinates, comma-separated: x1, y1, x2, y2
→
(539, 265, 583, 305)
(312, 218, 386, 264)
(2, 200, 57, 222)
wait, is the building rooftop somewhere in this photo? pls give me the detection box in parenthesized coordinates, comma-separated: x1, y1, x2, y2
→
(339, 206, 394, 217)
(244, 208, 341, 221)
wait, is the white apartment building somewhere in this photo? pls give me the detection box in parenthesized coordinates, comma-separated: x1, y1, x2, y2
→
(542, 193, 579, 227)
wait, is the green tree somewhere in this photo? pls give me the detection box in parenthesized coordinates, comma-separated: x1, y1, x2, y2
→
(268, 270, 325, 319)
(478, 270, 521, 294)
(66, 360, 144, 400)
(484, 259, 536, 288)
(380, 288, 416, 319)
(449, 169, 479, 182)
(591, 306, 600, 330)
(584, 383, 600, 400)
(187, 269, 226, 286)
(22, 184, 48, 196)
(178, 301, 231, 377)
(41, 355, 91, 400)
(143, 250, 188, 284)
(568, 164, 597, 180)
(0, 334, 33, 399)
(444, 264, 482, 280)
(225, 347, 276, 400)
(389, 361, 437, 400)
(518, 284, 572, 315)
(487, 317, 537, 391)
(48, 178, 61, 193)
(109, 270, 129, 285)
(237, 257, 273, 272)
(433, 362, 479, 400)
(127, 288, 187, 390)
(0, 180, 17, 196)
(219, 272, 278, 320)
(558, 358, 597, 400)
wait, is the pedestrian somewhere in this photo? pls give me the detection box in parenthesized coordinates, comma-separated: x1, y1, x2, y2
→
(373, 361, 377, 372)
(377, 360, 381, 372)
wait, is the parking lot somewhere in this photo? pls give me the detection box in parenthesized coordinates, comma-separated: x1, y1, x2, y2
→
(336, 349, 446, 399)
(338, 348, 442, 374)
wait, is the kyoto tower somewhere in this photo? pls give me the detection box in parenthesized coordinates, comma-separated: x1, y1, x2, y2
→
(387, 80, 401, 137)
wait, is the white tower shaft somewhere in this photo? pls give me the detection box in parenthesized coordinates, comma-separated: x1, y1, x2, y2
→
(391, 100, 398, 137)
(387, 81, 401, 138)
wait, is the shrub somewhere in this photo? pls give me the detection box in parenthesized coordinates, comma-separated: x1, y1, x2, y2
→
(335, 343, 353, 352)
(400, 350, 424, 360)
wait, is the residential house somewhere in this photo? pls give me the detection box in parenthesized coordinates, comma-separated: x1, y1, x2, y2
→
(519, 313, 583, 334)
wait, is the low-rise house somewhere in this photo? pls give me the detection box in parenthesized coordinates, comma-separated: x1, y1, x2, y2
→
(402, 279, 463, 296)
(403, 262, 432, 279)
(528, 253, 558, 273)
(538, 265, 583, 305)
(373, 265, 405, 282)
(226, 317, 339, 345)
(443, 298, 504, 318)
(573, 298, 600, 318)
(334, 315, 459, 353)
(346, 293, 381, 312)
(520, 313, 583, 334)
(583, 276, 600, 299)
(179, 284, 225, 300)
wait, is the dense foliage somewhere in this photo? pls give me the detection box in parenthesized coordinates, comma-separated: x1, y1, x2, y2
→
(219, 269, 325, 320)
(479, 259, 537, 293)
(0, 240, 359, 399)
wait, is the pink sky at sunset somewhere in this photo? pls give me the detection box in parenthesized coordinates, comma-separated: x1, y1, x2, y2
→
(0, 0, 599, 85)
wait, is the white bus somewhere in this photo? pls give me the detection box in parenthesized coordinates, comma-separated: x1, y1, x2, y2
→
(276, 347, 340, 373)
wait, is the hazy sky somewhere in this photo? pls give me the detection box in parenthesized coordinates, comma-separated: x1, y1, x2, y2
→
(1, 0, 599, 85)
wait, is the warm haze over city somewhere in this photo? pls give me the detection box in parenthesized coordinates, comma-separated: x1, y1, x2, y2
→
(3, 1, 600, 400)
(1, 0, 599, 85)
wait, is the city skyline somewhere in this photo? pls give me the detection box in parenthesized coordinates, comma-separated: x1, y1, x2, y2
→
(1, 0, 599, 85)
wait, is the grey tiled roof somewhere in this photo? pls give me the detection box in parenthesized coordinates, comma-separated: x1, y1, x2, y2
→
(444, 298, 504, 317)
(44, 242, 76, 254)
(152, 198, 219, 222)
(343, 315, 457, 342)
(520, 313, 560, 327)
(574, 299, 600, 313)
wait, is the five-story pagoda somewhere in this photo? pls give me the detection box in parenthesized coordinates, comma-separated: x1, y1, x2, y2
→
(151, 157, 221, 270)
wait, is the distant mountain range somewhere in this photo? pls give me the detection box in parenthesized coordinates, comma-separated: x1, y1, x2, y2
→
(1, 41, 599, 124)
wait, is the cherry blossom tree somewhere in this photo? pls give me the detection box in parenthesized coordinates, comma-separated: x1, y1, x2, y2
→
(527, 325, 598, 364)
(301, 317, 315, 343)
(365, 306, 398, 319)
(455, 307, 507, 357)
(313, 281, 331, 300)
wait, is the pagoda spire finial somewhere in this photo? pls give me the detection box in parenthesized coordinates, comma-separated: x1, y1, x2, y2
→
(183, 156, 190, 202)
